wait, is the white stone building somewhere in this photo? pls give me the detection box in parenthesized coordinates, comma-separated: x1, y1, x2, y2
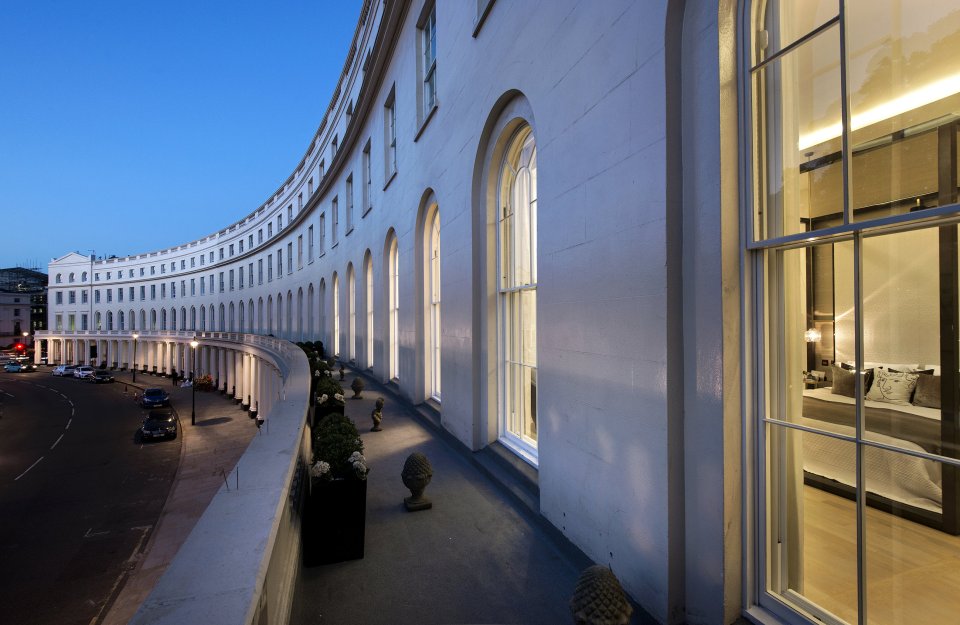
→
(39, 1, 960, 624)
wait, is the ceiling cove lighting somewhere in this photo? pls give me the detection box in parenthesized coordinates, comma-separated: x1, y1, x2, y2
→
(798, 72, 960, 151)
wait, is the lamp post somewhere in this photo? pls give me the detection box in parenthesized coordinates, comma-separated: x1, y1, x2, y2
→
(132, 333, 139, 382)
(190, 338, 199, 425)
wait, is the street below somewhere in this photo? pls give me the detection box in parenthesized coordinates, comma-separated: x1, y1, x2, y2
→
(0, 371, 180, 625)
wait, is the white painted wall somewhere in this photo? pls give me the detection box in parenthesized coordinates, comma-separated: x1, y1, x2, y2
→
(46, 2, 741, 623)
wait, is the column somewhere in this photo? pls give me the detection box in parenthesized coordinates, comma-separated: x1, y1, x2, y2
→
(71, 339, 78, 365)
(224, 349, 234, 397)
(238, 352, 248, 407)
(250, 357, 260, 416)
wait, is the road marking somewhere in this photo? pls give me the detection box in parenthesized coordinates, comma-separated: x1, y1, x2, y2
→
(0, 390, 13, 398)
(50, 434, 64, 449)
(84, 527, 110, 538)
(71, 407, 75, 417)
(14, 456, 43, 481)
(66, 418, 72, 429)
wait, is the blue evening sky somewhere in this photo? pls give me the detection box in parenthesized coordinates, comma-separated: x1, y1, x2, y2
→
(0, 0, 363, 272)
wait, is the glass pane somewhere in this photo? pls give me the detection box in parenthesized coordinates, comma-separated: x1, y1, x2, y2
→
(752, 0, 838, 65)
(864, 450, 959, 625)
(752, 25, 844, 240)
(847, 0, 960, 222)
(767, 424, 859, 623)
(764, 241, 855, 427)
(860, 227, 949, 456)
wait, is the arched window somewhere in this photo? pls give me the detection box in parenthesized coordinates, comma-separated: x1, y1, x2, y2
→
(318, 279, 326, 346)
(229, 302, 235, 332)
(81, 271, 87, 282)
(497, 125, 537, 457)
(200, 306, 206, 331)
(219, 303, 226, 332)
(387, 235, 399, 380)
(190, 306, 196, 330)
(140, 309, 147, 331)
(298, 287, 304, 341)
(364, 252, 374, 369)
(180, 307, 186, 330)
(427, 207, 441, 400)
(150, 309, 157, 330)
(258, 297, 264, 334)
(332, 273, 340, 356)
(69, 272, 75, 283)
(107, 311, 114, 331)
(170, 307, 177, 331)
(267, 295, 273, 335)
(95, 311, 102, 330)
(286, 290, 293, 339)
(160, 308, 167, 331)
(277, 294, 283, 337)
(308, 284, 315, 339)
(56, 273, 62, 284)
(119, 310, 125, 330)
(347, 263, 356, 362)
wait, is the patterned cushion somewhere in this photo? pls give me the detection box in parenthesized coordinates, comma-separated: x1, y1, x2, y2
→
(864, 369, 919, 405)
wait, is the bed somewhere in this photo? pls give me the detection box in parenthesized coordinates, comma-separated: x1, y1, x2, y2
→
(799, 367, 955, 531)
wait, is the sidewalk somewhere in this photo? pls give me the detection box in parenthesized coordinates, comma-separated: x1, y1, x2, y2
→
(99, 370, 258, 625)
(290, 369, 643, 625)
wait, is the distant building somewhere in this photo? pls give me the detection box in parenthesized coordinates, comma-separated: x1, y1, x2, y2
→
(0, 266, 47, 346)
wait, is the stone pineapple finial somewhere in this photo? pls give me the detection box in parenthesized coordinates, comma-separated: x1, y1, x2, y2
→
(570, 565, 633, 625)
(401, 451, 433, 511)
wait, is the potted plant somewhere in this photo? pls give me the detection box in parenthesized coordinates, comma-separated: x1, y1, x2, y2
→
(303, 413, 369, 565)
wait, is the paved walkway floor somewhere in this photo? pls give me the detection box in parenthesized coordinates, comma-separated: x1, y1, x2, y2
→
(98, 371, 257, 625)
(290, 369, 632, 625)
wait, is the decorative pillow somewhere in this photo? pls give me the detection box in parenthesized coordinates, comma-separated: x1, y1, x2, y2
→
(864, 369, 919, 405)
(831, 366, 856, 398)
(912, 374, 941, 409)
(837, 363, 874, 394)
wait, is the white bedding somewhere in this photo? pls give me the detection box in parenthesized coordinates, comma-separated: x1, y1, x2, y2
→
(800, 389, 943, 513)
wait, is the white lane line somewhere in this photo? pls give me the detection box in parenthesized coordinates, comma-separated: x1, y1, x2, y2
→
(66, 418, 72, 429)
(15, 456, 44, 481)
(71, 407, 75, 416)
(50, 434, 64, 450)
(0, 390, 14, 398)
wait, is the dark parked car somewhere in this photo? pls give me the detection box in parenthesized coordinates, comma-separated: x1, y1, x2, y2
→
(140, 410, 177, 440)
(91, 370, 115, 383)
(140, 388, 170, 409)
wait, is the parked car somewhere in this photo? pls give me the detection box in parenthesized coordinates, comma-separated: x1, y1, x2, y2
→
(52, 365, 77, 377)
(4, 362, 23, 373)
(140, 388, 170, 409)
(74, 366, 95, 380)
(140, 410, 178, 440)
(91, 370, 115, 384)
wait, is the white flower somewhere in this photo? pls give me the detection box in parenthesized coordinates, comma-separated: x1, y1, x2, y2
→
(348, 451, 364, 463)
(318, 393, 328, 404)
(310, 460, 331, 477)
(334, 393, 344, 402)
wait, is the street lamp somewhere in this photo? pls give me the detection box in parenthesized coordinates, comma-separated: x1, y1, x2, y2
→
(22, 332, 29, 362)
(132, 333, 139, 382)
(190, 338, 199, 425)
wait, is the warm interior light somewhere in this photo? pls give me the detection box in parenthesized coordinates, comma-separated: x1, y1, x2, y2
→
(804, 328, 822, 343)
(798, 72, 960, 151)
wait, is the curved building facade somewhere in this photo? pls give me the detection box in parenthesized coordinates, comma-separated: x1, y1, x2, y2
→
(37, 1, 960, 624)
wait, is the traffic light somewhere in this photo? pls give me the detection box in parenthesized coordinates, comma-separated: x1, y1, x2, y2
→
(14, 343, 25, 353)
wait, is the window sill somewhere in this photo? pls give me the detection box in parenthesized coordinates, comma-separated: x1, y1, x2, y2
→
(414, 103, 439, 142)
(383, 170, 397, 191)
(473, 0, 496, 37)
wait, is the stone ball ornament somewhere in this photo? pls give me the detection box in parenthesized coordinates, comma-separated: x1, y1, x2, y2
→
(569, 565, 633, 625)
(401, 451, 433, 511)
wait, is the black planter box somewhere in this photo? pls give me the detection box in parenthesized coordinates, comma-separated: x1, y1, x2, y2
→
(303, 477, 367, 566)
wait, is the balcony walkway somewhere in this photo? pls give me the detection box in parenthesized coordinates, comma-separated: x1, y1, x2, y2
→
(289, 369, 650, 625)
